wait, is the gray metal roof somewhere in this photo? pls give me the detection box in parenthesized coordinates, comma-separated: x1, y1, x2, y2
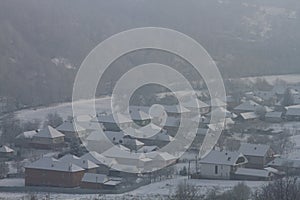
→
(238, 143, 271, 157)
(235, 168, 270, 178)
(81, 173, 108, 183)
(34, 126, 64, 139)
(199, 150, 247, 166)
(234, 100, 260, 112)
(25, 157, 85, 172)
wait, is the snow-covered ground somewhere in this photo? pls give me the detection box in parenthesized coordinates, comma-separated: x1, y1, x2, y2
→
(16, 97, 111, 123)
(0, 178, 24, 187)
(241, 74, 300, 85)
(0, 177, 267, 200)
(288, 134, 300, 159)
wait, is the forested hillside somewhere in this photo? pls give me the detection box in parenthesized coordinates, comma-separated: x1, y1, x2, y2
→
(0, 0, 300, 108)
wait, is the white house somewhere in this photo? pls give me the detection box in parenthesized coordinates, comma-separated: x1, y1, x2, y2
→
(234, 100, 261, 114)
(285, 105, 300, 120)
(32, 126, 65, 149)
(199, 150, 248, 180)
(56, 120, 86, 140)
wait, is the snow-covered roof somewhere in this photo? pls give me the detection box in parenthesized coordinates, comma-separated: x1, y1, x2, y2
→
(285, 105, 300, 116)
(146, 151, 177, 161)
(59, 154, 98, 169)
(92, 113, 132, 124)
(16, 130, 38, 139)
(199, 150, 247, 166)
(137, 146, 159, 153)
(81, 173, 108, 183)
(124, 137, 144, 146)
(104, 131, 126, 143)
(234, 100, 260, 112)
(240, 112, 259, 120)
(182, 98, 209, 109)
(238, 143, 271, 157)
(86, 130, 107, 141)
(104, 180, 122, 186)
(162, 105, 190, 114)
(25, 157, 85, 172)
(267, 158, 300, 168)
(81, 151, 116, 166)
(148, 132, 174, 142)
(235, 168, 270, 178)
(110, 163, 141, 173)
(102, 146, 146, 160)
(265, 111, 282, 118)
(206, 107, 237, 118)
(254, 90, 275, 101)
(75, 115, 94, 122)
(138, 123, 168, 138)
(56, 121, 85, 132)
(77, 121, 102, 131)
(34, 126, 64, 139)
(0, 145, 14, 153)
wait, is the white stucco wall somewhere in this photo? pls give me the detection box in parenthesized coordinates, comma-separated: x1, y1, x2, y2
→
(200, 163, 231, 179)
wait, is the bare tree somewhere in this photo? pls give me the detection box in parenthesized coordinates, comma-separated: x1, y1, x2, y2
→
(253, 177, 300, 200)
(172, 181, 204, 200)
(0, 162, 9, 178)
(43, 112, 63, 128)
(0, 113, 22, 144)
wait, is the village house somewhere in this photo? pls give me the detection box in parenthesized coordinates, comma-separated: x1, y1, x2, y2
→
(158, 117, 180, 136)
(137, 123, 174, 147)
(266, 157, 300, 174)
(205, 107, 237, 119)
(162, 105, 191, 118)
(59, 154, 99, 173)
(56, 120, 86, 141)
(25, 157, 85, 187)
(15, 130, 38, 147)
(128, 107, 152, 126)
(0, 145, 14, 160)
(86, 129, 116, 153)
(233, 100, 261, 114)
(265, 111, 283, 123)
(123, 135, 144, 151)
(198, 150, 248, 180)
(226, 95, 238, 109)
(102, 146, 149, 169)
(238, 112, 260, 121)
(81, 151, 116, 174)
(238, 143, 274, 169)
(80, 173, 122, 190)
(91, 113, 133, 131)
(31, 126, 65, 149)
(137, 145, 159, 153)
(285, 105, 300, 121)
(182, 98, 210, 115)
(233, 168, 274, 181)
(145, 151, 178, 171)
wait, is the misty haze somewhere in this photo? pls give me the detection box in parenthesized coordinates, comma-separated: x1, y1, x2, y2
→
(0, 1, 300, 200)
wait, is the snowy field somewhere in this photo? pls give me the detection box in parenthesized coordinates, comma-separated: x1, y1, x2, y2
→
(241, 74, 300, 85)
(16, 97, 111, 123)
(0, 177, 267, 200)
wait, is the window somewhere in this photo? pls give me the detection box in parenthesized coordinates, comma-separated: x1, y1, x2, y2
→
(215, 165, 218, 174)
